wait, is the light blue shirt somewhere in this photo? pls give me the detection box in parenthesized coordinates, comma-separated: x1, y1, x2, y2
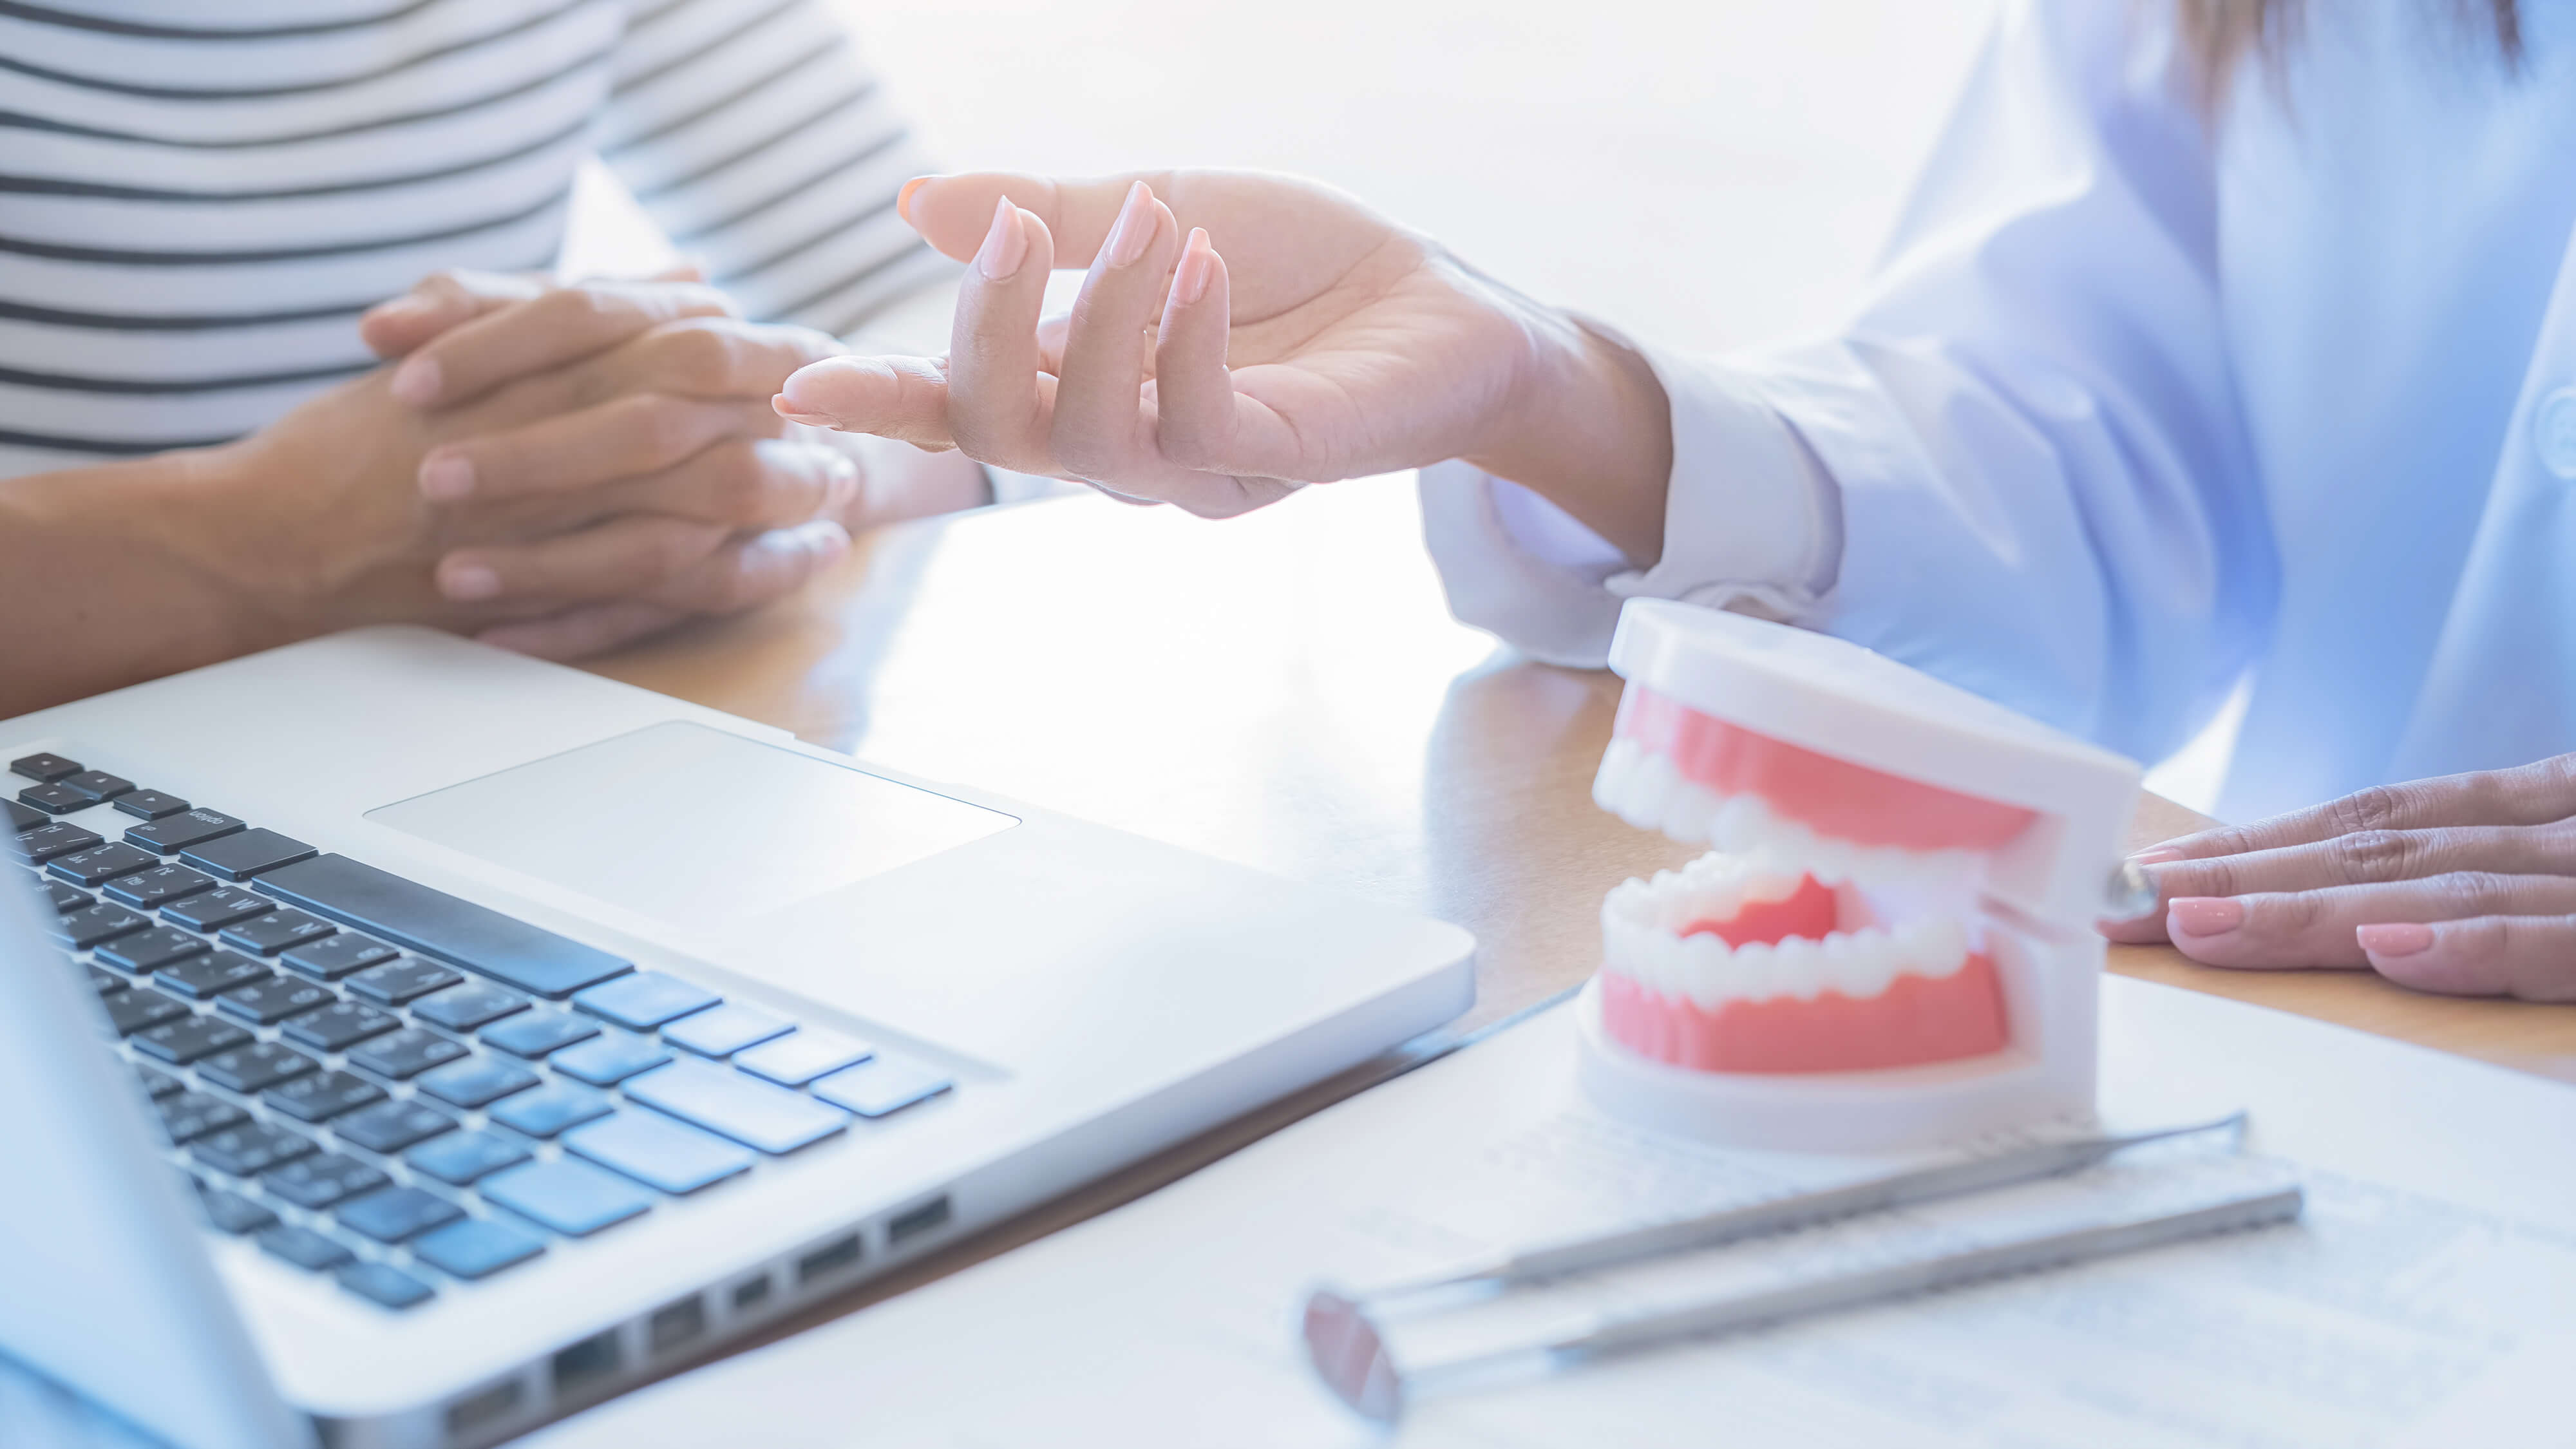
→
(1421, 0, 2576, 822)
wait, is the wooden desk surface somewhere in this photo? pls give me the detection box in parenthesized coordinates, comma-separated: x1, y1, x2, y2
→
(580, 477, 2576, 1350)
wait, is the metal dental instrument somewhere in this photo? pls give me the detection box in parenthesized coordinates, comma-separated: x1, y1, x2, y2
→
(1304, 1179, 2302, 1425)
(1334, 1112, 2246, 1308)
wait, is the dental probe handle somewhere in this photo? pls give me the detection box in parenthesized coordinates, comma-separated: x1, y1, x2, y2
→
(1394, 1184, 2305, 1410)
(1363, 1112, 2246, 1300)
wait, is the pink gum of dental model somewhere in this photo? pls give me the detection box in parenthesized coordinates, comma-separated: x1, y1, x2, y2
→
(1614, 685, 2037, 853)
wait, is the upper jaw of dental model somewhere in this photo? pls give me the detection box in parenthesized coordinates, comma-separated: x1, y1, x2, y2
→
(1593, 683, 2043, 896)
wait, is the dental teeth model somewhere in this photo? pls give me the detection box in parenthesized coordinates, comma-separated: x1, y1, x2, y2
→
(1578, 601, 2142, 1151)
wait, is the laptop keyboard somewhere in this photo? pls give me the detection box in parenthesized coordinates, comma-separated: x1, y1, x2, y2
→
(10, 750, 955, 1313)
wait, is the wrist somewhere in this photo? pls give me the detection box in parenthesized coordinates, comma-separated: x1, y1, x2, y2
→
(153, 437, 329, 647)
(1459, 299, 1674, 569)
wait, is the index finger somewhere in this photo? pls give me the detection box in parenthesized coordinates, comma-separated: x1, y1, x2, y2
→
(389, 280, 739, 410)
(2137, 756, 2576, 864)
(903, 171, 1179, 270)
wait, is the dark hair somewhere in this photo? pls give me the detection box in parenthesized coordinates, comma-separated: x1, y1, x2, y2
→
(2175, 0, 2521, 105)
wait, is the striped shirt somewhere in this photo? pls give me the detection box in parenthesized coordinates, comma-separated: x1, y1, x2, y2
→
(0, 0, 950, 479)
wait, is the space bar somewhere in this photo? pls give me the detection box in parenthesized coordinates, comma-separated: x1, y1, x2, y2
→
(253, 854, 633, 999)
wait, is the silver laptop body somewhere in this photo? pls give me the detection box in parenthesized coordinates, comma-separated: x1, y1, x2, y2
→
(0, 626, 1474, 1447)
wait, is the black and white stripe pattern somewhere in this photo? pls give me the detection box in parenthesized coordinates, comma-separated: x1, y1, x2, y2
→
(0, 0, 949, 477)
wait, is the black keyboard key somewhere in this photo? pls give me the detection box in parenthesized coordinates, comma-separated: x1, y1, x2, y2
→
(218, 976, 337, 1026)
(406, 1130, 532, 1186)
(96, 927, 214, 975)
(280, 1000, 401, 1053)
(10, 752, 79, 783)
(9, 822, 100, 863)
(133, 1014, 254, 1065)
(413, 983, 528, 1033)
(220, 909, 336, 956)
(262, 1152, 389, 1210)
(347, 958, 463, 1006)
(191, 1121, 317, 1177)
(262, 1069, 384, 1123)
(415, 1055, 539, 1109)
(412, 1218, 545, 1282)
(346, 1028, 468, 1081)
(155, 1090, 247, 1144)
(161, 886, 274, 932)
(43, 879, 93, 914)
(126, 809, 245, 857)
(151, 949, 269, 999)
(257, 1225, 352, 1272)
(182, 829, 316, 882)
(105, 864, 217, 910)
(50, 902, 150, 950)
(47, 841, 160, 887)
(5, 798, 46, 832)
(338, 1186, 464, 1244)
(103, 987, 192, 1037)
(332, 1099, 454, 1153)
(17, 783, 90, 815)
(194, 1040, 318, 1094)
(480, 1010, 599, 1059)
(113, 790, 191, 820)
(336, 1262, 433, 1309)
(254, 855, 633, 998)
(135, 1064, 184, 1098)
(194, 1182, 278, 1235)
(279, 933, 397, 981)
(86, 962, 128, 995)
(59, 770, 132, 804)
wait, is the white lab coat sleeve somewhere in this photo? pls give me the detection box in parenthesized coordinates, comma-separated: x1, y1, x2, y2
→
(1425, 0, 2278, 764)
(1418, 332, 1837, 670)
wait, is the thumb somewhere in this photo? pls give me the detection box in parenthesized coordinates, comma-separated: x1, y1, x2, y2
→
(775, 354, 958, 450)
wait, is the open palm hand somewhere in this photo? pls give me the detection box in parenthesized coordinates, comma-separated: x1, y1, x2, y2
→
(775, 170, 1542, 517)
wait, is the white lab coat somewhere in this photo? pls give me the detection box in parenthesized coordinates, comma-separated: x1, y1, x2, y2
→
(1420, 0, 2576, 822)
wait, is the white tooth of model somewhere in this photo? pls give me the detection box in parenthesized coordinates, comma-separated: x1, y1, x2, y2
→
(1577, 599, 2144, 1153)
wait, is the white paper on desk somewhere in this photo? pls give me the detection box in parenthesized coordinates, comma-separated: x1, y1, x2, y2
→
(527, 978, 2576, 1449)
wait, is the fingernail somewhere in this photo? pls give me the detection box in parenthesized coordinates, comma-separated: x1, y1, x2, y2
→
(1174, 227, 1215, 305)
(896, 176, 930, 228)
(805, 520, 852, 558)
(389, 357, 442, 406)
(1104, 180, 1155, 268)
(2129, 846, 2185, 866)
(366, 294, 433, 327)
(2356, 922, 2436, 957)
(2167, 896, 2244, 936)
(440, 562, 500, 601)
(975, 196, 1027, 281)
(777, 362, 844, 418)
(774, 399, 837, 427)
(419, 453, 475, 501)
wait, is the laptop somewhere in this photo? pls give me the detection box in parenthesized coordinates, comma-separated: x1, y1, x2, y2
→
(0, 625, 1475, 1448)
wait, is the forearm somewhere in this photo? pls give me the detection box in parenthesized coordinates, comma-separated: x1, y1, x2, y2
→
(0, 449, 292, 717)
(1460, 304, 1674, 569)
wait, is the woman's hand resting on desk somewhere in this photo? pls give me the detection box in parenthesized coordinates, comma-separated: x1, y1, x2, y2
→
(2105, 754, 2576, 1000)
(772, 171, 1676, 565)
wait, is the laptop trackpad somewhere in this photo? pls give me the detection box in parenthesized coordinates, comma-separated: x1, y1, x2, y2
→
(367, 722, 1019, 929)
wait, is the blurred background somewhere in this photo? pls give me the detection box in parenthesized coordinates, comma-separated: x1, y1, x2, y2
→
(569, 0, 2240, 812)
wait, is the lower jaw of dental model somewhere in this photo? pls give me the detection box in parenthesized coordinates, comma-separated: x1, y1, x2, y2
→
(1597, 853, 2007, 1074)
